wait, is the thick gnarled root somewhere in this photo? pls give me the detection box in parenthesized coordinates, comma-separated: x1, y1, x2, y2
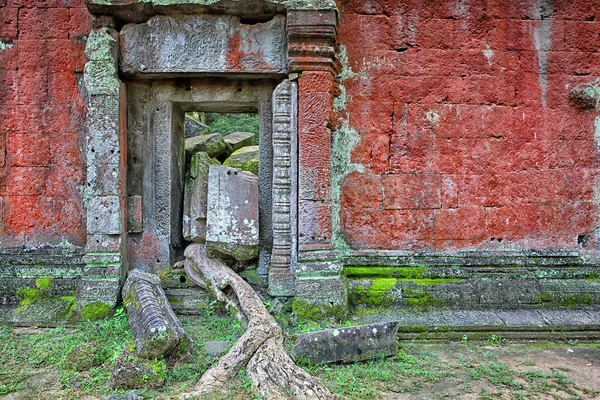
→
(180, 243, 334, 400)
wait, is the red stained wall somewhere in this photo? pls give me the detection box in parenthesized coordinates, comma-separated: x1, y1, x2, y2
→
(0, 0, 90, 248)
(337, 0, 600, 251)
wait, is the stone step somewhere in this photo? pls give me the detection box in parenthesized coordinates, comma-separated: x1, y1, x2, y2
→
(352, 307, 600, 341)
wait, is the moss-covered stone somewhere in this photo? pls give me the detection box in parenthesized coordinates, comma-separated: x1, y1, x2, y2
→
(351, 279, 397, 308)
(223, 145, 259, 175)
(111, 345, 166, 390)
(81, 301, 113, 321)
(17, 288, 40, 307)
(345, 266, 427, 279)
(292, 298, 347, 321)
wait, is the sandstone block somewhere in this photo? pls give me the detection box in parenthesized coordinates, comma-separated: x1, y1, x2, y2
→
(223, 131, 255, 151)
(182, 152, 220, 242)
(206, 165, 259, 261)
(121, 269, 192, 359)
(223, 145, 259, 175)
(293, 322, 399, 364)
(120, 15, 286, 76)
(184, 115, 210, 138)
(185, 133, 231, 161)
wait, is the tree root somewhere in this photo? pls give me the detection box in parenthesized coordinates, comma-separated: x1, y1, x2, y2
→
(180, 243, 334, 400)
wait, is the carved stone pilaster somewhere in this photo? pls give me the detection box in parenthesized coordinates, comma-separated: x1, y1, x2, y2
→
(269, 80, 298, 296)
(287, 10, 337, 73)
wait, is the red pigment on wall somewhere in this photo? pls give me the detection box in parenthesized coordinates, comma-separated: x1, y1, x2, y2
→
(336, 0, 599, 251)
(0, 0, 91, 247)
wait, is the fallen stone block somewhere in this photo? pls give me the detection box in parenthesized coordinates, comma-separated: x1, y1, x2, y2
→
(206, 165, 259, 261)
(223, 131, 255, 152)
(182, 152, 220, 242)
(185, 133, 231, 161)
(122, 269, 193, 359)
(223, 145, 259, 176)
(111, 346, 165, 390)
(184, 115, 210, 138)
(293, 321, 399, 364)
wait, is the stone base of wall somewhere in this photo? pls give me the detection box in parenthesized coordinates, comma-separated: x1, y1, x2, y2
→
(0, 249, 122, 325)
(343, 250, 600, 312)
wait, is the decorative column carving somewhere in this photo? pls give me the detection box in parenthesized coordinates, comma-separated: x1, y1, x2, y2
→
(283, 9, 348, 318)
(269, 80, 298, 296)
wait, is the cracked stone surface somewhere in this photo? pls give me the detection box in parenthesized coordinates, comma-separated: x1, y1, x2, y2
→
(206, 165, 259, 261)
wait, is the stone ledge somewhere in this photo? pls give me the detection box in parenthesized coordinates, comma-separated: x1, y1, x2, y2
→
(86, 0, 337, 24)
(354, 307, 600, 337)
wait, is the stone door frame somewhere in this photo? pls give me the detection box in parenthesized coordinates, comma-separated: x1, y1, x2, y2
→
(80, 3, 345, 315)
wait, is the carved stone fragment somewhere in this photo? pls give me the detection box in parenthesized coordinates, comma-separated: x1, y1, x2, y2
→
(293, 322, 399, 364)
(269, 79, 298, 296)
(183, 152, 220, 242)
(121, 269, 192, 359)
(206, 165, 259, 261)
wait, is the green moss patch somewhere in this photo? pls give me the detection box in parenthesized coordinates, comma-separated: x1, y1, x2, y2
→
(292, 299, 347, 321)
(345, 266, 426, 279)
(35, 276, 53, 292)
(17, 288, 40, 307)
(81, 302, 113, 321)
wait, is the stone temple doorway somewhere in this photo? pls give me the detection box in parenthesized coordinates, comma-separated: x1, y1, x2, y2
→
(125, 78, 281, 278)
(80, 2, 342, 314)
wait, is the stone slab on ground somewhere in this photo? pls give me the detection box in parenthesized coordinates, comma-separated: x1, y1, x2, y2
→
(223, 131, 255, 152)
(293, 321, 399, 364)
(184, 116, 210, 138)
(185, 133, 231, 161)
(182, 152, 220, 242)
(205, 165, 259, 261)
(122, 269, 193, 359)
(0, 297, 76, 326)
(223, 145, 259, 175)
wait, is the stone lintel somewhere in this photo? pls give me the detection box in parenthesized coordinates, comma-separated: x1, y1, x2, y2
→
(120, 15, 287, 77)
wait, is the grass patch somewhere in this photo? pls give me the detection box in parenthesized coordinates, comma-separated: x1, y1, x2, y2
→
(2, 304, 599, 400)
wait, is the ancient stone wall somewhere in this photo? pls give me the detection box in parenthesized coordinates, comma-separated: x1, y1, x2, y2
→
(335, 0, 600, 253)
(0, 0, 90, 250)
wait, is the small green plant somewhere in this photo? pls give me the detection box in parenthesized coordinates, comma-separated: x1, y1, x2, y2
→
(488, 335, 506, 347)
(35, 276, 53, 292)
(461, 334, 468, 343)
(17, 288, 40, 307)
